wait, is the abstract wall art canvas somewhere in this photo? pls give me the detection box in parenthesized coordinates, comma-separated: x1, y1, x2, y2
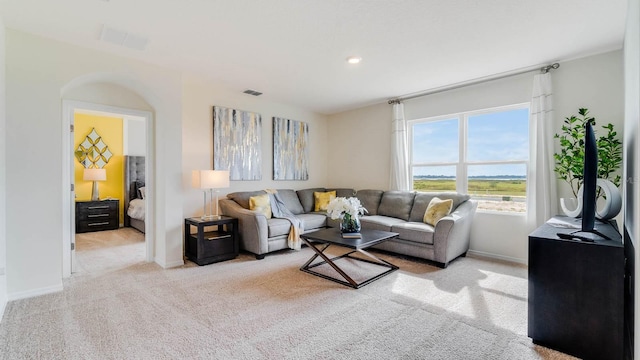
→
(213, 106, 262, 180)
(273, 117, 309, 180)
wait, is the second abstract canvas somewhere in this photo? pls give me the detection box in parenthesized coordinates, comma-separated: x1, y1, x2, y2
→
(273, 117, 309, 180)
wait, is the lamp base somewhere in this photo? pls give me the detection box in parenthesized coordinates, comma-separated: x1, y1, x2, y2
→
(91, 181, 100, 201)
(200, 214, 222, 221)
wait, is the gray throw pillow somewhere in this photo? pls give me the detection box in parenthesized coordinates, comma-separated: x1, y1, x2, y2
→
(327, 188, 357, 198)
(377, 191, 416, 221)
(356, 189, 384, 216)
(296, 188, 326, 213)
(227, 190, 267, 210)
(275, 189, 305, 215)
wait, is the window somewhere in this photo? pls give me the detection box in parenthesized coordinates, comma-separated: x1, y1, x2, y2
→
(410, 104, 529, 213)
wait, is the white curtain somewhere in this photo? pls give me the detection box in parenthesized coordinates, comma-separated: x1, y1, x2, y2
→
(390, 102, 410, 191)
(527, 73, 558, 229)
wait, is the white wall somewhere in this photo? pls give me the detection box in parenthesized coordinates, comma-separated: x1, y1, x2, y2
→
(125, 116, 146, 156)
(624, 0, 640, 357)
(182, 75, 330, 218)
(0, 17, 8, 317)
(328, 50, 624, 264)
(323, 102, 392, 189)
(5, 29, 183, 298)
(64, 83, 149, 156)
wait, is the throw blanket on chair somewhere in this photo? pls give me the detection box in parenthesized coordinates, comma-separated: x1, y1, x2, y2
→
(266, 189, 302, 250)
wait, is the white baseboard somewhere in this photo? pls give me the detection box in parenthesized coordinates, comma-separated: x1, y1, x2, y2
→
(155, 258, 184, 269)
(467, 249, 527, 265)
(7, 283, 63, 301)
(0, 299, 5, 321)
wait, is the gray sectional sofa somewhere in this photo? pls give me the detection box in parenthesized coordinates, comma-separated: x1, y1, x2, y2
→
(218, 188, 477, 268)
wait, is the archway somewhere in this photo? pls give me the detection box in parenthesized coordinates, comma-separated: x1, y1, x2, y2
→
(61, 79, 155, 278)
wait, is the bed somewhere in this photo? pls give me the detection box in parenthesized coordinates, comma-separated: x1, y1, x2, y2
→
(124, 155, 146, 233)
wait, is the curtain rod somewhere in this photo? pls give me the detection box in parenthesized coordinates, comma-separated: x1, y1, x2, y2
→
(388, 62, 560, 104)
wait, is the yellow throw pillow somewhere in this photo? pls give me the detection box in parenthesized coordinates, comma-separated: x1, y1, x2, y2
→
(423, 197, 453, 226)
(249, 194, 272, 219)
(314, 191, 336, 212)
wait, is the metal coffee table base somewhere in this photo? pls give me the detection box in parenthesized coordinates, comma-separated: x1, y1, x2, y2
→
(300, 238, 399, 289)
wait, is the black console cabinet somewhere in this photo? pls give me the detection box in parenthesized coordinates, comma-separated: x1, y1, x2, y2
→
(528, 216, 623, 360)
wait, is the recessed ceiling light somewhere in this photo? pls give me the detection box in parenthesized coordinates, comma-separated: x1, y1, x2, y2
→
(346, 56, 362, 64)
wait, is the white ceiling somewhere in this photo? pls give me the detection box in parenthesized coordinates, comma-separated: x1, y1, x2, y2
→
(0, 0, 628, 114)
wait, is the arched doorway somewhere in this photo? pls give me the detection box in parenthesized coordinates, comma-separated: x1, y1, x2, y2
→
(61, 81, 155, 277)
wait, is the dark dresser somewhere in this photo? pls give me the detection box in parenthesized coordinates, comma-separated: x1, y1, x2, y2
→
(76, 199, 119, 233)
(528, 216, 624, 360)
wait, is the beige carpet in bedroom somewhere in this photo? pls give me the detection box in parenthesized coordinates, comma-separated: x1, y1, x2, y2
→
(0, 237, 575, 360)
(74, 227, 145, 276)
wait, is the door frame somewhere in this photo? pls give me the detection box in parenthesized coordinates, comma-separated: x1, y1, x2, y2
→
(62, 100, 154, 277)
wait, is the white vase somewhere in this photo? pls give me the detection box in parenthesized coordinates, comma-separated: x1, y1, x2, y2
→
(595, 179, 622, 220)
(560, 196, 582, 218)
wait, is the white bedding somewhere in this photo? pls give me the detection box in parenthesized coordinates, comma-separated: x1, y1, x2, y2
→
(127, 198, 145, 221)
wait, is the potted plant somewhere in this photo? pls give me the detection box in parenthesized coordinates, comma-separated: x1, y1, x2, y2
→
(553, 108, 622, 203)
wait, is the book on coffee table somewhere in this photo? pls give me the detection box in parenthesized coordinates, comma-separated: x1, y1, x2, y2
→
(341, 233, 362, 239)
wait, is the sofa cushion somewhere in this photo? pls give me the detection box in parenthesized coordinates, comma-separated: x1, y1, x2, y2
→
(423, 197, 453, 226)
(267, 218, 292, 237)
(228, 190, 267, 210)
(377, 191, 416, 221)
(391, 222, 435, 245)
(297, 213, 328, 231)
(356, 190, 384, 216)
(360, 215, 406, 232)
(314, 190, 336, 211)
(328, 188, 357, 198)
(297, 188, 326, 213)
(249, 194, 272, 218)
(409, 192, 471, 222)
(275, 189, 305, 215)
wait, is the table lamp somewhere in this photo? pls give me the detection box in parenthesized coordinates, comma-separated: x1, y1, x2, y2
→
(209, 170, 230, 219)
(192, 170, 216, 220)
(83, 168, 107, 201)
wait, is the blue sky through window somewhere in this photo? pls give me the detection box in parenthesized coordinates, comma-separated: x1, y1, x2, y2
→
(412, 107, 529, 177)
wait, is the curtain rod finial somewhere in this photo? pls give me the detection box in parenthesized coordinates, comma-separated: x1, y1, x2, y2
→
(541, 63, 560, 74)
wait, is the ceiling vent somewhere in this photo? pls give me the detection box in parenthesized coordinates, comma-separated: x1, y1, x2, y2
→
(99, 25, 149, 51)
(243, 89, 263, 96)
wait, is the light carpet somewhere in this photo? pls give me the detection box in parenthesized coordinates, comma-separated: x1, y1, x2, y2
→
(0, 235, 575, 359)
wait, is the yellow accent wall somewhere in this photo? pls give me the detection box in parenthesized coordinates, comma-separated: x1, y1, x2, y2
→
(74, 114, 125, 224)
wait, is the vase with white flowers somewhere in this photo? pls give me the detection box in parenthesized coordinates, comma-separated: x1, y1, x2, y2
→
(326, 197, 367, 233)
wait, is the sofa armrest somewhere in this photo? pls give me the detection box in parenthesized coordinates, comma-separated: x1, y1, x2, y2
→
(219, 198, 269, 256)
(432, 200, 478, 266)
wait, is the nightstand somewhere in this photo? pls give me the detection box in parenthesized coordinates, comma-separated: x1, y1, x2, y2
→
(76, 199, 119, 233)
(184, 216, 239, 265)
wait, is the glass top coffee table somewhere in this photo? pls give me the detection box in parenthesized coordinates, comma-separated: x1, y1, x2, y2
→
(300, 228, 399, 289)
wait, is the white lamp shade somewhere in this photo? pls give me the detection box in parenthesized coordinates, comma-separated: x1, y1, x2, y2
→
(192, 170, 230, 189)
(210, 170, 230, 188)
(83, 168, 107, 181)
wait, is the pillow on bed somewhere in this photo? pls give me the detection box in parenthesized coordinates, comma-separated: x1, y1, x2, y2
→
(138, 187, 146, 199)
(133, 180, 145, 199)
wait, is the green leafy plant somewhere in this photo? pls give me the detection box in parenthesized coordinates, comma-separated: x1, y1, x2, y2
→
(554, 108, 622, 199)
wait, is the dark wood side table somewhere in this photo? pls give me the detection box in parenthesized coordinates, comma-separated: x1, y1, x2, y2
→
(76, 199, 119, 233)
(528, 216, 624, 360)
(184, 216, 239, 265)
